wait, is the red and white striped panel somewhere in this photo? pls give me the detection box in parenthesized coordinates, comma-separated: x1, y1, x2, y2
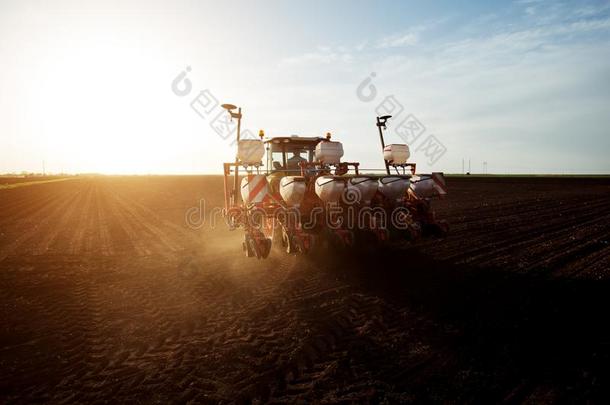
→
(240, 174, 270, 204)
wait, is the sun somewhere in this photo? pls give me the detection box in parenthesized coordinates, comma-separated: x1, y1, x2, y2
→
(23, 24, 204, 174)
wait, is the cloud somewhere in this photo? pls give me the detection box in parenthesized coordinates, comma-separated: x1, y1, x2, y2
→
(515, 0, 543, 4)
(278, 46, 354, 67)
(378, 32, 418, 48)
(376, 17, 454, 49)
(272, 1, 610, 173)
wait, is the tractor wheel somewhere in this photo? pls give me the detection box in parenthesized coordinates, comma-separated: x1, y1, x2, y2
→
(294, 233, 313, 254)
(246, 235, 271, 259)
(271, 222, 283, 246)
(243, 238, 255, 257)
(282, 228, 298, 254)
(259, 238, 272, 259)
(286, 235, 298, 254)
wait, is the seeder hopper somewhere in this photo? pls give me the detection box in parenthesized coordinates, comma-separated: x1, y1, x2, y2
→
(221, 105, 448, 259)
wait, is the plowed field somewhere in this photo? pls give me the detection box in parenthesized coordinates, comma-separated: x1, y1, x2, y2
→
(1, 176, 609, 403)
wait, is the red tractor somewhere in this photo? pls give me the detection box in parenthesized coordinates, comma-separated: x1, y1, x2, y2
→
(221, 105, 447, 259)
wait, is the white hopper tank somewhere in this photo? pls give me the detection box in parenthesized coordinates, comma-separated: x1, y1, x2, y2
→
(279, 176, 307, 207)
(315, 176, 346, 203)
(346, 176, 379, 205)
(315, 141, 344, 164)
(237, 139, 265, 166)
(378, 176, 410, 202)
(383, 144, 410, 165)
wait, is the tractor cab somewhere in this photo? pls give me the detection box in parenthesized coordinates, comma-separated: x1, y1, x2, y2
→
(264, 136, 325, 174)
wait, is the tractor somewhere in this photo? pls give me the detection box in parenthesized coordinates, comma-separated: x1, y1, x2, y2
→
(221, 104, 447, 259)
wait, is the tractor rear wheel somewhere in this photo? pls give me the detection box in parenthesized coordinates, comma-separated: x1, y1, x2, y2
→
(246, 234, 272, 259)
(243, 238, 255, 257)
(259, 238, 272, 259)
(282, 229, 298, 254)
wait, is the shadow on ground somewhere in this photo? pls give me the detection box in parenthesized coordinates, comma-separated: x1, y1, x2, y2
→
(309, 246, 610, 402)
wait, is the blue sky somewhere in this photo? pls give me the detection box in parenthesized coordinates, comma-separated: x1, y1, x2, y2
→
(1, 0, 609, 174)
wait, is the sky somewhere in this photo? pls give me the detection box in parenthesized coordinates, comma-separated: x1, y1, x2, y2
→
(0, 0, 609, 174)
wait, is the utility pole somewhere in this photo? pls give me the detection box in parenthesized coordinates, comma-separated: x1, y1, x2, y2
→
(462, 158, 464, 175)
(42, 160, 45, 176)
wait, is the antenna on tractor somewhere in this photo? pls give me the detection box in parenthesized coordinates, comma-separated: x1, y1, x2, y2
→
(376, 115, 392, 175)
(221, 104, 241, 120)
(222, 103, 243, 205)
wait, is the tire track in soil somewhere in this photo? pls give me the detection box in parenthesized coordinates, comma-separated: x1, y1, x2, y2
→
(67, 182, 95, 255)
(234, 280, 439, 403)
(79, 253, 299, 402)
(519, 225, 610, 275)
(0, 258, 164, 403)
(114, 190, 199, 252)
(426, 197, 610, 271)
(111, 186, 202, 244)
(105, 187, 183, 260)
(433, 193, 605, 237)
(38, 244, 440, 403)
(0, 188, 61, 227)
(101, 184, 151, 257)
(0, 191, 63, 255)
(25, 237, 287, 400)
(568, 248, 610, 279)
(32, 187, 87, 255)
(458, 200, 610, 269)
(155, 251, 430, 403)
(442, 196, 608, 252)
(0, 186, 82, 261)
(96, 257, 294, 402)
(95, 184, 115, 256)
(0, 262, 93, 402)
